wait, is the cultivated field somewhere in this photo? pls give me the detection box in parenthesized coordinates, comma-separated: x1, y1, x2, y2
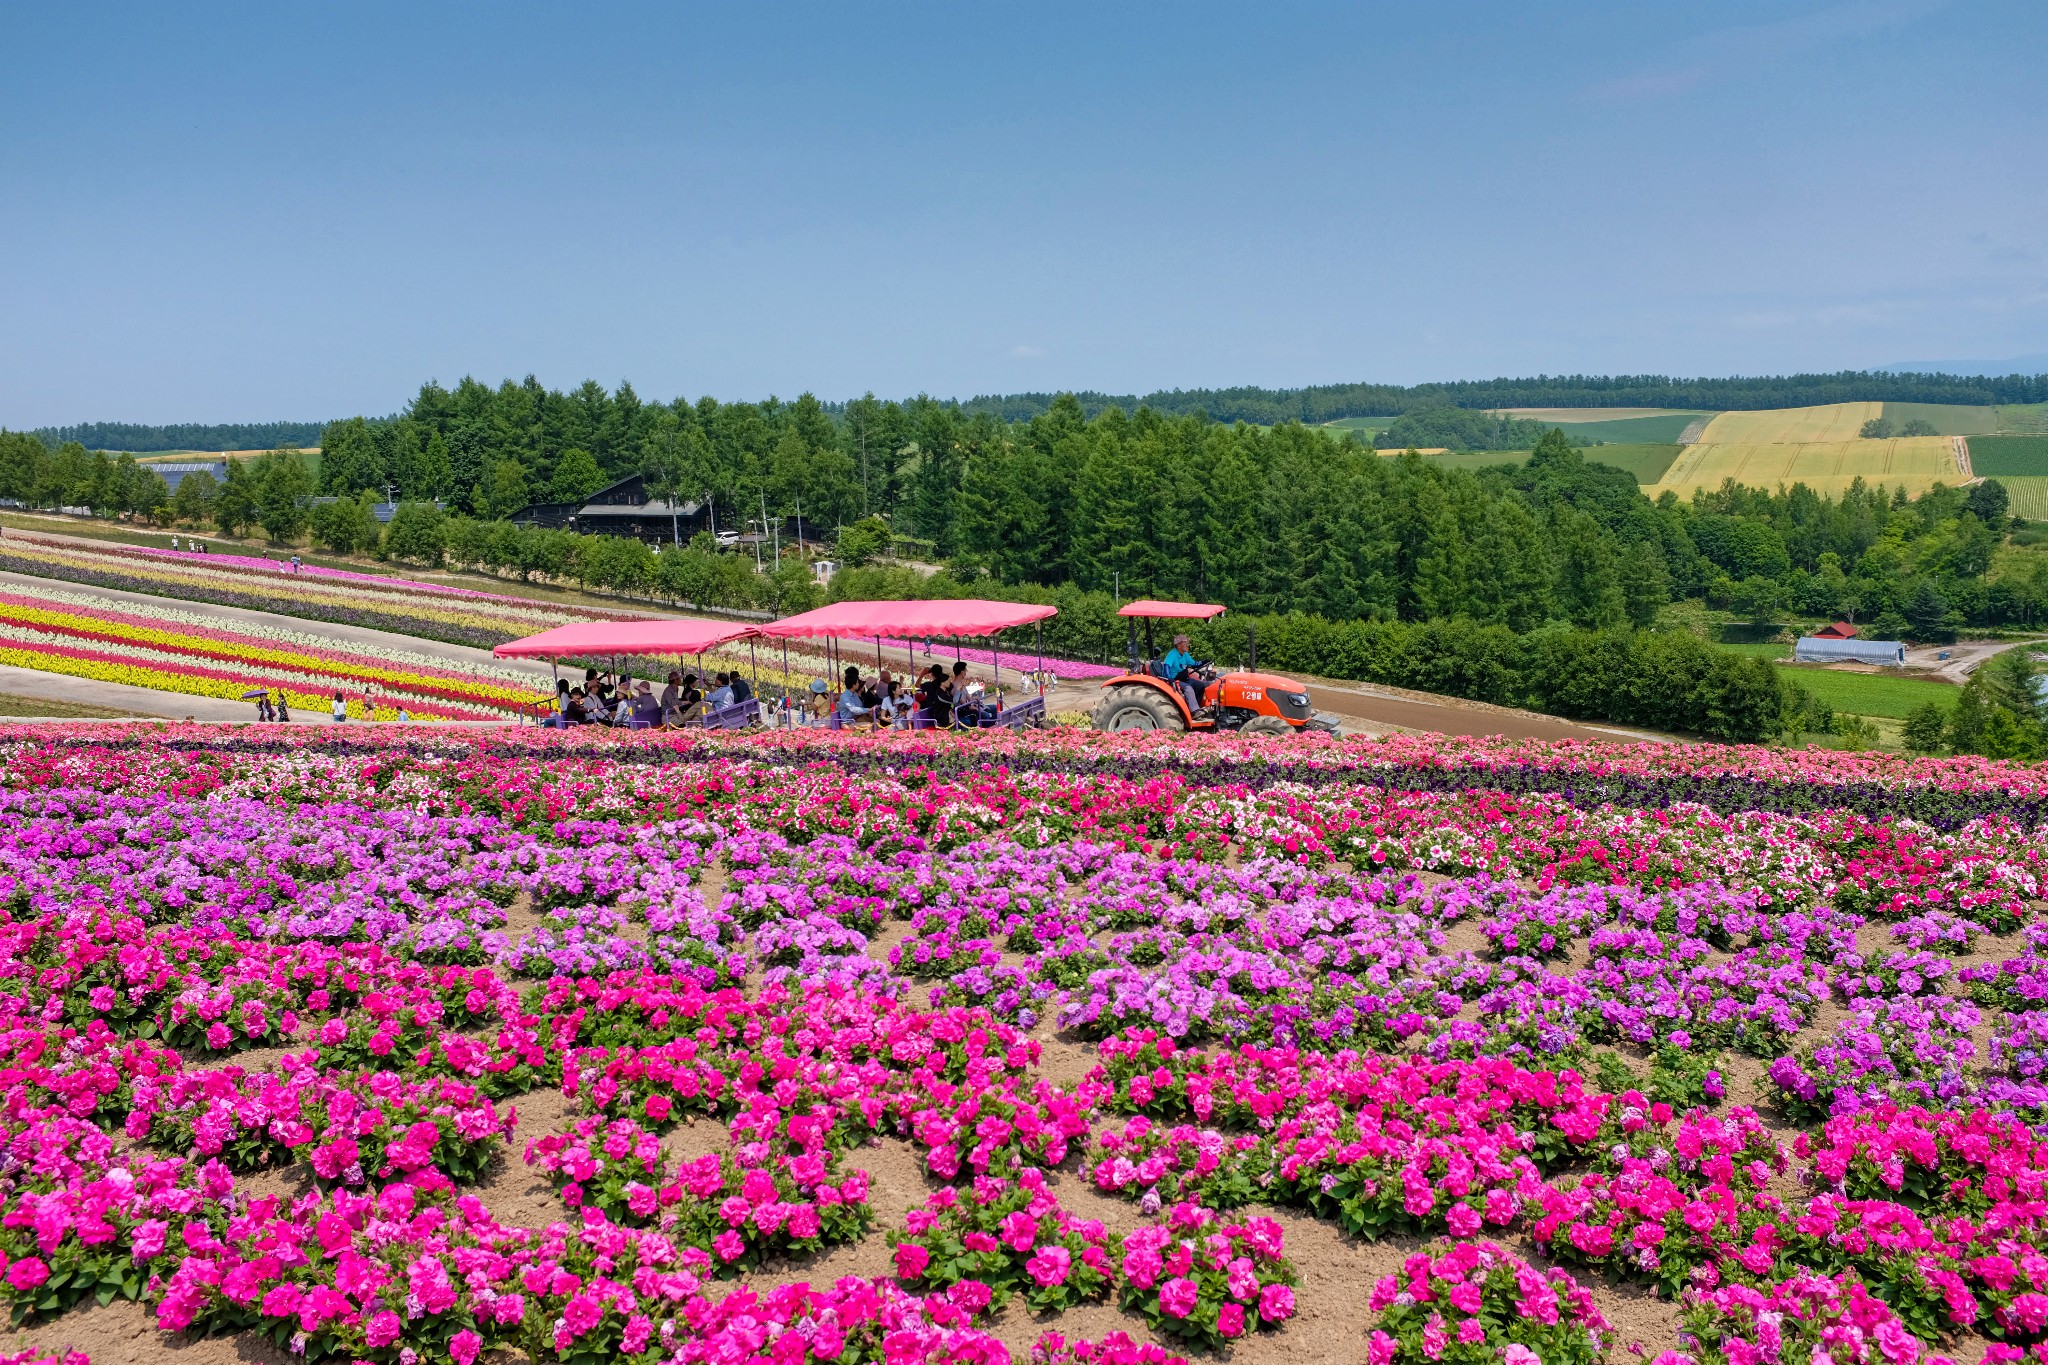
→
(1971, 436, 2048, 477)
(1490, 407, 1705, 422)
(1881, 402, 2000, 435)
(1653, 435, 1962, 497)
(1998, 476, 2048, 520)
(1692, 402, 1881, 444)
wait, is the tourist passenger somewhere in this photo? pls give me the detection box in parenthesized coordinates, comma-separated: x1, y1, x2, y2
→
(631, 681, 662, 727)
(916, 665, 951, 728)
(837, 667, 872, 724)
(707, 672, 735, 709)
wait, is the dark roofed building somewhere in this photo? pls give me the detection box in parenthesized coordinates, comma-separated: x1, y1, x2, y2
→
(508, 474, 710, 542)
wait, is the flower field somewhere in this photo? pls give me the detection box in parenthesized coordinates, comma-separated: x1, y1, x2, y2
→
(0, 584, 551, 720)
(7, 725, 2048, 1365)
(0, 533, 1114, 689)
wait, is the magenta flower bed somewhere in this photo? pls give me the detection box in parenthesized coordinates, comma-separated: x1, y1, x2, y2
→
(5, 724, 2048, 1365)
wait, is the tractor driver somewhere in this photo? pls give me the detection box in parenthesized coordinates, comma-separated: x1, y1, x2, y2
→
(1161, 634, 1206, 715)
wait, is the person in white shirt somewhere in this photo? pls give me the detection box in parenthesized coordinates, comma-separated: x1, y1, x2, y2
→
(707, 673, 735, 709)
(331, 691, 347, 723)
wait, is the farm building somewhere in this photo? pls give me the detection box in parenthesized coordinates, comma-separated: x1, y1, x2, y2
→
(149, 460, 229, 492)
(1810, 621, 1858, 639)
(1793, 636, 1905, 666)
(509, 474, 712, 542)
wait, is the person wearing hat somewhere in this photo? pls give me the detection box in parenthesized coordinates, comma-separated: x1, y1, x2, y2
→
(631, 679, 663, 727)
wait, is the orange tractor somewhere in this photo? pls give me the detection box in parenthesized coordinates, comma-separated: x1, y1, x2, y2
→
(1091, 600, 1339, 736)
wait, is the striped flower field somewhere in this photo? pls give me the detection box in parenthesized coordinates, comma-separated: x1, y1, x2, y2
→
(0, 534, 633, 649)
(0, 583, 554, 719)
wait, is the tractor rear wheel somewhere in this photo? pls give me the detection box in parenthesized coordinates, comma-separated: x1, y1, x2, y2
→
(1241, 715, 1292, 737)
(1093, 686, 1186, 733)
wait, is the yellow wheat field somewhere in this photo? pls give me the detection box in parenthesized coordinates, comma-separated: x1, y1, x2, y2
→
(1691, 402, 1881, 445)
(1651, 436, 1962, 498)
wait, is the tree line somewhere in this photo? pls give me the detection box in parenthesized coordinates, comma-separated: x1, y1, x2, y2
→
(959, 370, 2048, 425)
(29, 421, 325, 453)
(15, 379, 2048, 649)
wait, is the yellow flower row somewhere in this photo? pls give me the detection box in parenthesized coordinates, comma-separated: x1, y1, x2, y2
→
(0, 601, 541, 707)
(0, 646, 402, 720)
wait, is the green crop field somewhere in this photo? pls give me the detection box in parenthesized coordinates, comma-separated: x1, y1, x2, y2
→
(1997, 403, 2048, 434)
(1776, 664, 1958, 719)
(1552, 413, 1707, 445)
(1972, 437, 2048, 477)
(1880, 402, 1999, 435)
(1997, 476, 2048, 520)
(1582, 444, 1682, 483)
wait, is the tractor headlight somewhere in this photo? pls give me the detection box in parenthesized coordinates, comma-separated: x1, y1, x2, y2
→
(1272, 689, 1311, 720)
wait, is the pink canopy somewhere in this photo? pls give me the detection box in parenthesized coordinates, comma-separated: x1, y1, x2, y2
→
(1118, 600, 1227, 619)
(493, 618, 760, 659)
(754, 598, 1057, 640)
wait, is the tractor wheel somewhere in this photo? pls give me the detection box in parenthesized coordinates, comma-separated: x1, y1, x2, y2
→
(1241, 714, 1292, 737)
(1093, 686, 1186, 733)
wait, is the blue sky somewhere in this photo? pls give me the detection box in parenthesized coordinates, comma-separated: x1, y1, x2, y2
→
(2, 1, 2043, 425)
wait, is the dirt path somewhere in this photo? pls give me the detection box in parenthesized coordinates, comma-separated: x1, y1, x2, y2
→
(1903, 637, 2048, 683)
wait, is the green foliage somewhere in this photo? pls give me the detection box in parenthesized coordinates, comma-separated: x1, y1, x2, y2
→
(1860, 417, 1896, 439)
(1374, 408, 1548, 451)
(170, 469, 219, 525)
(310, 495, 382, 555)
(835, 516, 892, 567)
(214, 458, 259, 537)
(252, 450, 314, 542)
(548, 447, 607, 503)
(382, 501, 447, 565)
(1902, 700, 1950, 752)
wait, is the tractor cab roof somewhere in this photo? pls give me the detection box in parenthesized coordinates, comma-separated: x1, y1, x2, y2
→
(1117, 600, 1227, 619)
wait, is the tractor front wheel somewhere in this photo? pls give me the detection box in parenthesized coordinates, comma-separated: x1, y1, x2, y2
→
(1241, 715, 1293, 737)
(1092, 686, 1186, 733)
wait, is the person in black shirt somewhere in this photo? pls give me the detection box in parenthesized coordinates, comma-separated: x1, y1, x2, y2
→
(916, 664, 951, 727)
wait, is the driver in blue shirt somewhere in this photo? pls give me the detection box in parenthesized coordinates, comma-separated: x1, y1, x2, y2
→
(1161, 633, 1206, 715)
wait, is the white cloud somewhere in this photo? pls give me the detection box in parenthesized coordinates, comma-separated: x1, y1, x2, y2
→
(1010, 344, 1047, 359)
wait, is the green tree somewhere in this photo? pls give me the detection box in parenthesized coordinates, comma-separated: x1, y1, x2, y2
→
(1730, 575, 1784, 636)
(171, 470, 219, 526)
(549, 448, 607, 503)
(484, 459, 530, 519)
(214, 459, 258, 536)
(383, 501, 447, 565)
(310, 494, 382, 554)
(1901, 700, 1949, 752)
(1904, 580, 1956, 642)
(253, 450, 314, 542)
(1967, 479, 2010, 524)
(1552, 513, 1626, 629)
(1620, 540, 1671, 628)
(836, 516, 892, 567)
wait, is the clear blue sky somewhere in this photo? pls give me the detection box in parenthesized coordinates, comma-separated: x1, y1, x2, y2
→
(2, 1, 2043, 426)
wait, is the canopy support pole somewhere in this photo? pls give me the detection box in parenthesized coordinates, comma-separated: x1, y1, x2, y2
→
(1036, 623, 1045, 700)
(781, 639, 792, 726)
